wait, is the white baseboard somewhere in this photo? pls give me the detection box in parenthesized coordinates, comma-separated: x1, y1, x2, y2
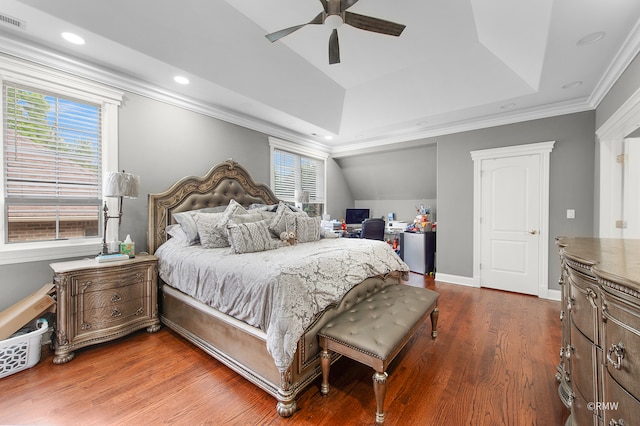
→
(436, 273, 563, 301)
(435, 273, 479, 287)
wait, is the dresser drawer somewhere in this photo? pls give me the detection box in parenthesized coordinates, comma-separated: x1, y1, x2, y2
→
(568, 270, 600, 344)
(602, 292, 640, 400)
(571, 320, 598, 407)
(603, 369, 640, 425)
(571, 387, 597, 426)
(77, 298, 147, 332)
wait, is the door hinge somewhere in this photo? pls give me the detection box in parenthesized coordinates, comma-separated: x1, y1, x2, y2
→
(616, 154, 626, 165)
(616, 220, 627, 229)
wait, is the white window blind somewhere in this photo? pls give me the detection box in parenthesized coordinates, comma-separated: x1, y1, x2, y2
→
(272, 149, 325, 204)
(3, 82, 102, 243)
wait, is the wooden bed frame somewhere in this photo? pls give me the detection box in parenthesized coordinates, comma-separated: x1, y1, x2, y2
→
(147, 159, 403, 417)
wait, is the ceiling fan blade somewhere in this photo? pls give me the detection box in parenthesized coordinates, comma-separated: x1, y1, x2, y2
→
(329, 28, 340, 64)
(319, 0, 329, 13)
(340, 0, 360, 13)
(265, 12, 325, 43)
(344, 11, 405, 37)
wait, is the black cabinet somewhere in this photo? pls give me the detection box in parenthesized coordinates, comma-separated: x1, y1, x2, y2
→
(399, 232, 436, 275)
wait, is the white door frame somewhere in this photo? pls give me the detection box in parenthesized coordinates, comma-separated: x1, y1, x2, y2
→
(596, 87, 640, 237)
(471, 141, 555, 298)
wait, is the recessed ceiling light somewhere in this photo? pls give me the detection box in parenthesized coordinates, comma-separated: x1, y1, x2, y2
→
(500, 103, 516, 109)
(562, 81, 583, 89)
(324, 135, 334, 140)
(174, 76, 190, 85)
(61, 32, 85, 45)
(577, 32, 605, 46)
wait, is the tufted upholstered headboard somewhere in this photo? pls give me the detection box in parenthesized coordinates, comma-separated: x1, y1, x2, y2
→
(147, 159, 279, 254)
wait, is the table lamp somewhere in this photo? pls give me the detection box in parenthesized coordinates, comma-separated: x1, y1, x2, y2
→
(102, 171, 140, 254)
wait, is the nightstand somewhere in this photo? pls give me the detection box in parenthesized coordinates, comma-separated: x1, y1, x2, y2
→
(50, 254, 160, 364)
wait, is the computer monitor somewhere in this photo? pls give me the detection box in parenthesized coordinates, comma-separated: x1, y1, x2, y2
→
(345, 208, 370, 226)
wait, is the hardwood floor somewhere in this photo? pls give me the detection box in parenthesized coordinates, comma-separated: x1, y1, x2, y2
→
(0, 275, 569, 425)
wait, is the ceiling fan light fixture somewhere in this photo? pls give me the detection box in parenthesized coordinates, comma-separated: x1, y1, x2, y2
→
(325, 15, 343, 30)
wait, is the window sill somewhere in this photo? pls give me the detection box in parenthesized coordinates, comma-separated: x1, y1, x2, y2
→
(0, 239, 103, 265)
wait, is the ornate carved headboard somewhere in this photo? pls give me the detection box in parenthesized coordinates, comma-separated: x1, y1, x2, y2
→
(147, 160, 279, 254)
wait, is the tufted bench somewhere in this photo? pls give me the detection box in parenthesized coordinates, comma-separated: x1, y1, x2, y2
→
(318, 284, 439, 424)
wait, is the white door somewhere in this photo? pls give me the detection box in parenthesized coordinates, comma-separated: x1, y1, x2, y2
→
(480, 154, 540, 295)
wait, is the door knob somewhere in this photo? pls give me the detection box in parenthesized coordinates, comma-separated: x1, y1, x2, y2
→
(529, 229, 538, 235)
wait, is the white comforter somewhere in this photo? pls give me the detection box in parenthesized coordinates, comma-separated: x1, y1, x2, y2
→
(155, 237, 409, 372)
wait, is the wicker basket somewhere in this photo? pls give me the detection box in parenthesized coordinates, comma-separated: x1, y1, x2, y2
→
(0, 318, 48, 379)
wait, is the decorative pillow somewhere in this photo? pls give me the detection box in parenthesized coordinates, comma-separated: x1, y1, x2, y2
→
(268, 202, 297, 237)
(227, 220, 279, 254)
(165, 224, 189, 245)
(295, 216, 321, 243)
(228, 212, 264, 225)
(197, 200, 249, 248)
(172, 206, 227, 245)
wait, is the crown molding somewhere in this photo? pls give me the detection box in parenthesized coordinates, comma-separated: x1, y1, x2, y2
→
(0, 33, 329, 153)
(589, 17, 640, 108)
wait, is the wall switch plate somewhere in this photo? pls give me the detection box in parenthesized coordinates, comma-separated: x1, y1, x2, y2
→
(566, 209, 575, 219)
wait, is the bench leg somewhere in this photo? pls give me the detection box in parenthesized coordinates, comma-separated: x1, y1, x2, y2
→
(320, 349, 331, 396)
(372, 371, 388, 424)
(430, 306, 439, 338)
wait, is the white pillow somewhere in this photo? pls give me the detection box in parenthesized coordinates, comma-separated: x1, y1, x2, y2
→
(269, 202, 297, 237)
(165, 224, 189, 246)
(227, 220, 280, 254)
(197, 200, 248, 248)
(295, 216, 322, 243)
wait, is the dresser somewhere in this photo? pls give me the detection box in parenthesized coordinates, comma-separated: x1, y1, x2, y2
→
(50, 254, 160, 364)
(556, 237, 640, 425)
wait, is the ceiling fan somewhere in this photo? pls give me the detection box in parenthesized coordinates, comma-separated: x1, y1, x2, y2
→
(265, 0, 406, 64)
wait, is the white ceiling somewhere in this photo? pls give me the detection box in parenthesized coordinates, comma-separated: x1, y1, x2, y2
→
(1, 0, 640, 155)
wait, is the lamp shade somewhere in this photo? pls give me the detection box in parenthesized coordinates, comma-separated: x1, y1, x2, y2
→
(104, 171, 140, 198)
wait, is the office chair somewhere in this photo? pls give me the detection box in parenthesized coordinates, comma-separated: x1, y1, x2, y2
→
(360, 218, 385, 241)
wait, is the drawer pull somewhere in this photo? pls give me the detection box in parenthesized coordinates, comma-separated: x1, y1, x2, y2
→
(609, 419, 626, 426)
(567, 296, 574, 312)
(111, 309, 122, 318)
(111, 293, 122, 302)
(607, 342, 625, 370)
(565, 344, 573, 360)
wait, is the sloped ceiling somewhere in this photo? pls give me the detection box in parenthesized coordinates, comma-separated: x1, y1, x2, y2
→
(0, 0, 639, 156)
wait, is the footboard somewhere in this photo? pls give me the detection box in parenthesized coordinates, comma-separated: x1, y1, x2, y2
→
(160, 272, 403, 417)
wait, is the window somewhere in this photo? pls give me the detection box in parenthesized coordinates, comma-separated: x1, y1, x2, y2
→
(4, 83, 102, 243)
(269, 138, 328, 217)
(0, 55, 122, 264)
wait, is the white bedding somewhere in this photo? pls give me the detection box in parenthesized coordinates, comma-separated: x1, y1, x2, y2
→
(155, 237, 409, 371)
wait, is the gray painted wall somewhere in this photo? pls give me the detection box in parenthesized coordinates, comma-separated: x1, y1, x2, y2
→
(437, 111, 596, 290)
(335, 144, 437, 222)
(596, 52, 640, 130)
(331, 112, 597, 292)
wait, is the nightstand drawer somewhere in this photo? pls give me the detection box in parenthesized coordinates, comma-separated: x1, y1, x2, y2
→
(78, 298, 147, 331)
(80, 280, 145, 310)
(70, 267, 150, 296)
